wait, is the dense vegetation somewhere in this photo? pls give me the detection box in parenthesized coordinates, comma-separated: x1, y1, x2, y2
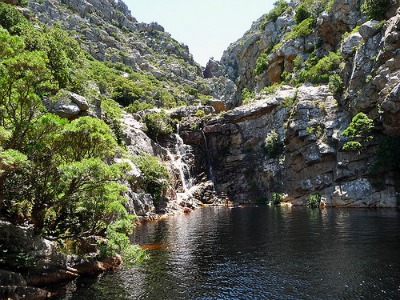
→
(0, 2, 175, 263)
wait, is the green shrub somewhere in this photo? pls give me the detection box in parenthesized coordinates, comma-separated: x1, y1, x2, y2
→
(18, 0, 29, 7)
(306, 124, 325, 138)
(254, 53, 269, 75)
(199, 94, 212, 105)
(308, 52, 342, 82)
(300, 0, 331, 18)
(126, 100, 155, 113)
(264, 130, 283, 159)
(37, 26, 86, 91)
(0, 3, 29, 34)
(143, 111, 173, 141)
(297, 52, 342, 84)
(342, 112, 374, 151)
(361, 0, 396, 20)
(342, 140, 363, 151)
(280, 91, 298, 107)
(261, 83, 281, 95)
(110, 71, 175, 109)
(98, 216, 147, 264)
(101, 98, 125, 144)
(295, 4, 311, 24)
(270, 192, 283, 205)
(241, 88, 255, 104)
(111, 76, 143, 106)
(259, 0, 288, 29)
(328, 73, 344, 95)
(286, 17, 315, 39)
(306, 193, 321, 208)
(131, 153, 169, 203)
(184, 86, 199, 97)
(196, 109, 205, 118)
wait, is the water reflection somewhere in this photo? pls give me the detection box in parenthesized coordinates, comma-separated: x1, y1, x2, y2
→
(61, 206, 400, 299)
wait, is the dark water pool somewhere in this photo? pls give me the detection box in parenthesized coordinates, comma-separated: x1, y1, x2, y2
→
(60, 206, 400, 299)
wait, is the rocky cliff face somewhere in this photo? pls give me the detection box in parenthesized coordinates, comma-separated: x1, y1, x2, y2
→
(195, 1, 400, 207)
(191, 83, 397, 207)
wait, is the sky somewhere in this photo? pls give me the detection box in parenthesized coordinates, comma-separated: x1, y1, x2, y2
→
(124, 0, 274, 66)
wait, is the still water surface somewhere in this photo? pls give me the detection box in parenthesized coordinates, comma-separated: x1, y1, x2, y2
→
(62, 206, 400, 299)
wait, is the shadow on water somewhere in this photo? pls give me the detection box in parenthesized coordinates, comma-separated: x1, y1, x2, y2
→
(58, 206, 400, 299)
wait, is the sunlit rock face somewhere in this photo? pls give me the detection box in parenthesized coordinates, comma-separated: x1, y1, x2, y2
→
(197, 84, 397, 207)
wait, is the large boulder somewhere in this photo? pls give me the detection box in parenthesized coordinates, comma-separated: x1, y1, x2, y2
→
(43, 91, 90, 119)
(203, 58, 223, 78)
(341, 32, 363, 58)
(358, 20, 382, 40)
(69, 92, 90, 111)
(125, 192, 156, 216)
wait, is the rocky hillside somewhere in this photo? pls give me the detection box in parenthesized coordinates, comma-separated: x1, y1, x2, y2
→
(19, 0, 236, 106)
(197, 0, 400, 207)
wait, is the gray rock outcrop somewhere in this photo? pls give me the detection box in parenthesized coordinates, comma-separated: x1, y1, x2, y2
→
(44, 92, 91, 119)
(186, 84, 397, 207)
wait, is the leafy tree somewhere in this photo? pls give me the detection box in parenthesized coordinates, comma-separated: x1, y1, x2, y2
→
(0, 3, 29, 34)
(0, 10, 142, 261)
(57, 116, 118, 162)
(342, 112, 374, 151)
(0, 146, 27, 210)
(42, 26, 87, 91)
(3, 115, 128, 237)
(54, 158, 130, 237)
(0, 29, 53, 151)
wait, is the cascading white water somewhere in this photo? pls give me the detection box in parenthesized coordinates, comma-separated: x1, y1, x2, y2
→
(166, 133, 193, 197)
(175, 133, 193, 194)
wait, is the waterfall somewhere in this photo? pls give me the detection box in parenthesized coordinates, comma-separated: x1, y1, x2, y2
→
(201, 130, 216, 186)
(166, 133, 194, 197)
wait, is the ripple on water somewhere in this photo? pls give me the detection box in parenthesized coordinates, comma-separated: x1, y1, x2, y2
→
(59, 206, 400, 300)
